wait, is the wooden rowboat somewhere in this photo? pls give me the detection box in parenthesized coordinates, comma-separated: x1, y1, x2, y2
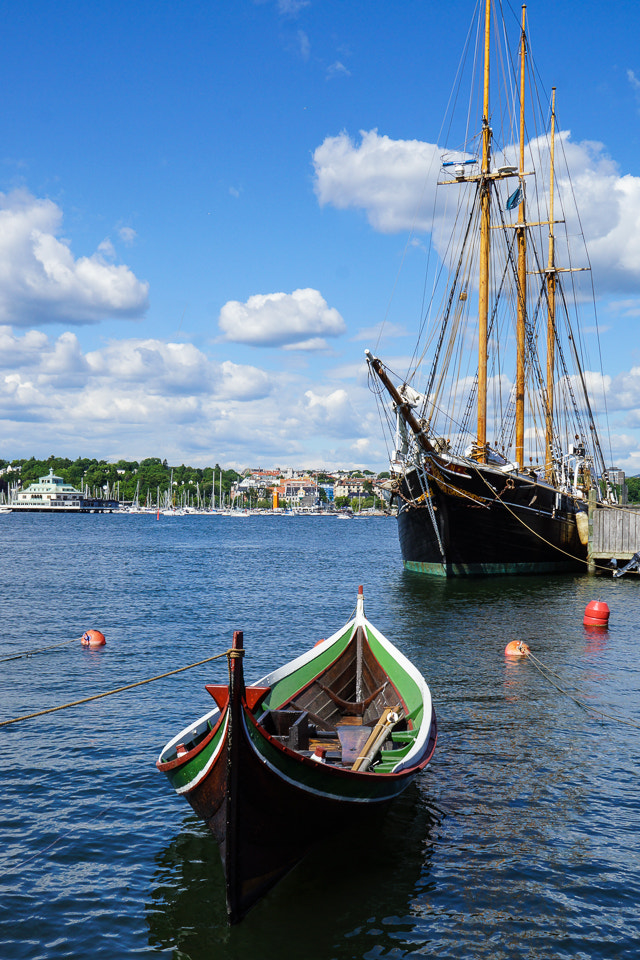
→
(156, 586, 437, 923)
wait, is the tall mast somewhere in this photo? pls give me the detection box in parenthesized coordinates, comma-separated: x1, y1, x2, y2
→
(515, 5, 527, 470)
(476, 0, 492, 463)
(545, 87, 557, 480)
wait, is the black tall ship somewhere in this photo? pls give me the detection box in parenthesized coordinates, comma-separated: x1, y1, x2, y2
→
(367, 0, 616, 577)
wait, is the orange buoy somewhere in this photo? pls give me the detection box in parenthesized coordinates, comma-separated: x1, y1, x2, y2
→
(583, 601, 610, 628)
(81, 630, 106, 647)
(504, 640, 530, 657)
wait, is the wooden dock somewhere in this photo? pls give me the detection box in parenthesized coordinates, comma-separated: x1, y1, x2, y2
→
(589, 491, 640, 570)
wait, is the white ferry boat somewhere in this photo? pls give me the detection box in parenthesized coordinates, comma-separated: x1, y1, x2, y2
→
(10, 469, 118, 513)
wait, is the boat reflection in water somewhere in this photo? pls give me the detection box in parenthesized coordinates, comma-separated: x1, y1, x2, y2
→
(147, 786, 441, 958)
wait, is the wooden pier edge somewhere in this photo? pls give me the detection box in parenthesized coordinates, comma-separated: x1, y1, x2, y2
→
(588, 488, 640, 573)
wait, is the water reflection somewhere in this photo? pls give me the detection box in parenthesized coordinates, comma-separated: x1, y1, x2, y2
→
(147, 786, 442, 960)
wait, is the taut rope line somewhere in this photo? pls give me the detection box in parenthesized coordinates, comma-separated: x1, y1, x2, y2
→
(0, 636, 84, 663)
(1, 648, 239, 727)
(523, 649, 640, 729)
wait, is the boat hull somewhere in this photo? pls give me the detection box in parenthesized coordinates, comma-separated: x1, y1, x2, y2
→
(158, 598, 437, 923)
(198, 708, 433, 921)
(162, 698, 436, 923)
(398, 461, 587, 577)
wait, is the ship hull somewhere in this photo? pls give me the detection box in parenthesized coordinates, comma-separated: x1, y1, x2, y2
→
(397, 460, 587, 577)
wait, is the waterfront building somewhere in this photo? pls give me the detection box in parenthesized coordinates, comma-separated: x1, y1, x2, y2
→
(10, 469, 118, 513)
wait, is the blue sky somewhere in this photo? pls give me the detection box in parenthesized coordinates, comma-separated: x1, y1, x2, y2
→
(2, 0, 640, 472)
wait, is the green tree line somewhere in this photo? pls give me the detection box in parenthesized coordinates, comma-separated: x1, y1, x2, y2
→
(0, 455, 241, 507)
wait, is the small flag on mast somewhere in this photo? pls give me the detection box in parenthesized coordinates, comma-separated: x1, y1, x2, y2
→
(506, 186, 523, 210)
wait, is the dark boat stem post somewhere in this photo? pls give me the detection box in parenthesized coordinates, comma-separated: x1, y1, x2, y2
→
(226, 630, 245, 924)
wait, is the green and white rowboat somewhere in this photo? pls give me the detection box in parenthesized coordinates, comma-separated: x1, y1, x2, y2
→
(156, 586, 437, 923)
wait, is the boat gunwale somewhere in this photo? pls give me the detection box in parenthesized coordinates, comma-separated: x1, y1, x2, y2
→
(256, 608, 433, 772)
(244, 698, 437, 783)
(156, 704, 222, 769)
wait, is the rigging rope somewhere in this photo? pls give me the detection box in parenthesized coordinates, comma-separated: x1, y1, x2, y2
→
(0, 648, 239, 727)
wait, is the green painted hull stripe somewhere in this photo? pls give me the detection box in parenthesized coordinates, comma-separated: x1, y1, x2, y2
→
(363, 626, 423, 727)
(404, 559, 581, 577)
(262, 627, 352, 709)
(165, 719, 226, 792)
(245, 715, 408, 801)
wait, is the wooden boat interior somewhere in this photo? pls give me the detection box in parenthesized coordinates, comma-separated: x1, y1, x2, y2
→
(258, 627, 420, 771)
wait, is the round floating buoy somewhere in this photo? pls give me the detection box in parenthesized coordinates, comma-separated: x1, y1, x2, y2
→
(583, 600, 610, 628)
(504, 640, 530, 657)
(81, 630, 106, 647)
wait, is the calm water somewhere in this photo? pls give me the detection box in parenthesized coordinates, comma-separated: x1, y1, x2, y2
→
(1, 513, 638, 959)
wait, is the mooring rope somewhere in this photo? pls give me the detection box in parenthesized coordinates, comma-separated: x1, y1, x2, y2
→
(523, 649, 640, 729)
(0, 636, 84, 663)
(0, 648, 241, 727)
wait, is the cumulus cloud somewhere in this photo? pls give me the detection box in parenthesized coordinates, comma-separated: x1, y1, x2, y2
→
(0, 329, 275, 415)
(0, 325, 386, 469)
(313, 130, 441, 233)
(218, 360, 274, 401)
(313, 128, 640, 296)
(0, 189, 149, 326)
(607, 366, 640, 411)
(304, 388, 372, 438)
(218, 288, 346, 348)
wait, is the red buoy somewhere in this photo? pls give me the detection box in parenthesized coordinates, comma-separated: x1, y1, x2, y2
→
(583, 601, 610, 628)
(505, 640, 530, 657)
(81, 630, 106, 647)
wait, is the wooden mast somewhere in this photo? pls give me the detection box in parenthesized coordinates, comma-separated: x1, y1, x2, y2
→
(476, 0, 492, 463)
(515, 5, 527, 470)
(545, 87, 557, 481)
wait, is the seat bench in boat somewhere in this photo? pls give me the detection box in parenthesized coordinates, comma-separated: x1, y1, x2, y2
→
(258, 706, 408, 768)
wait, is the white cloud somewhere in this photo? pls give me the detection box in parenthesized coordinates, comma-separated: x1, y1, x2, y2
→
(0, 189, 149, 326)
(218, 288, 346, 348)
(303, 388, 373, 438)
(282, 337, 329, 351)
(313, 128, 640, 296)
(0, 325, 384, 468)
(327, 61, 351, 80)
(277, 0, 310, 15)
(218, 360, 273, 400)
(608, 366, 640, 410)
(313, 130, 441, 233)
(118, 226, 137, 245)
(97, 238, 116, 259)
(296, 29, 310, 60)
(352, 321, 409, 342)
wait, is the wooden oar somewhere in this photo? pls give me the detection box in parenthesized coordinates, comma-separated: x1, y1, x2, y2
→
(351, 704, 402, 772)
